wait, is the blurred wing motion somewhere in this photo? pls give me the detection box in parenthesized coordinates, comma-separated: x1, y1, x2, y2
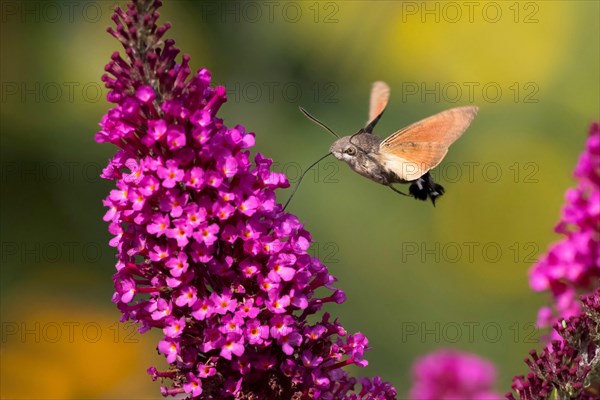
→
(377, 106, 478, 181)
(365, 81, 390, 132)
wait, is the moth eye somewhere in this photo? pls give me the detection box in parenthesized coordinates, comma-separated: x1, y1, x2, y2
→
(345, 147, 356, 156)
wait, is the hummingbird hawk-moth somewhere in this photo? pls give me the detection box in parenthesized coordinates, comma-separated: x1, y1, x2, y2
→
(284, 81, 478, 210)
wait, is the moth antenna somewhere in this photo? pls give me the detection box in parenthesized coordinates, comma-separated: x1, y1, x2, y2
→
(283, 152, 333, 211)
(299, 106, 339, 138)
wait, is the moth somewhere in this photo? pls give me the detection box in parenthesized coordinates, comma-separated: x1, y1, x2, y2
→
(294, 81, 478, 207)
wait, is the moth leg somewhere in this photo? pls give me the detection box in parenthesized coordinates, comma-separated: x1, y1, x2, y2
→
(388, 185, 410, 197)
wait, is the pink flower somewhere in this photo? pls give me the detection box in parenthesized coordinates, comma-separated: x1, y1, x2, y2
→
(191, 298, 214, 321)
(165, 219, 192, 248)
(528, 123, 600, 331)
(220, 333, 245, 360)
(409, 349, 500, 400)
(279, 331, 302, 355)
(157, 160, 184, 188)
(246, 319, 269, 345)
(238, 195, 259, 216)
(267, 253, 297, 282)
(197, 362, 216, 378)
(136, 85, 155, 103)
(147, 119, 167, 143)
(266, 292, 290, 314)
(183, 373, 202, 397)
(166, 125, 186, 150)
(184, 167, 204, 190)
(165, 252, 189, 277)
(174, 285, 197, 307)
(193, 222, 219, 246)
(158, 339, 179, 363)
(163, 316, 186, 338)
(147, 213, 170, 236)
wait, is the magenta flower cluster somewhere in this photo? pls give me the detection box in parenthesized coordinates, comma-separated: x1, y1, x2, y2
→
(507, 288, 600, 400)
(96, 1, 396, 398)
(408, 349, 500, 400)
(529, 123, 600, 330)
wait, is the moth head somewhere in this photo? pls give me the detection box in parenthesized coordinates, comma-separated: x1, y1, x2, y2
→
(330, 136, 359, 161)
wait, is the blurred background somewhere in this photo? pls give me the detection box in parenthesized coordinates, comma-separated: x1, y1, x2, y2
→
(1, 0, 598, 398)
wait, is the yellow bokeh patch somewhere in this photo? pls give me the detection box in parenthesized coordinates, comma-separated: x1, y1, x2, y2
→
(1, 292, 162, 399)
(379, 1, 571, 90)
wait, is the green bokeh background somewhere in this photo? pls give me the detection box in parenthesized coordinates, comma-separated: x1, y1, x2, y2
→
(1, 1, 599, 398)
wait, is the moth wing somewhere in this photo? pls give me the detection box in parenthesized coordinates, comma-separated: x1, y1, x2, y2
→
(378, 106, 478, 181)
(367, 81, 391, 125)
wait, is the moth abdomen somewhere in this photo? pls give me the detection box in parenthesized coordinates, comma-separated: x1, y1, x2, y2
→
(408, 172, 445, 205)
